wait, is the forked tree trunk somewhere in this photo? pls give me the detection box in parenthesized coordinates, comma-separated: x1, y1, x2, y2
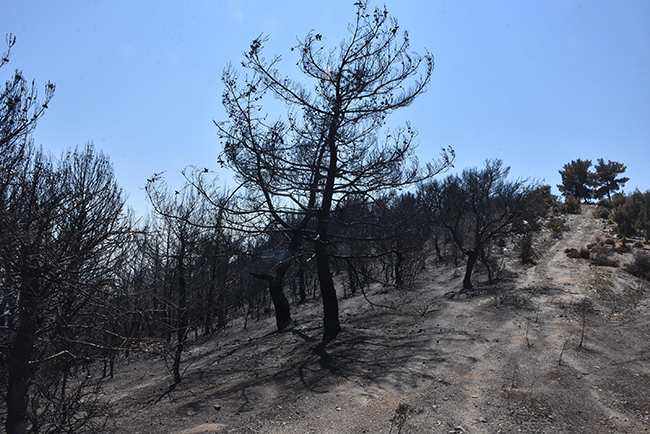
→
(251, 270, 293, 331)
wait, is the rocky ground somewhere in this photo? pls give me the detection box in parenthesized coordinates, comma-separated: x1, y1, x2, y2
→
(104, 205, 650, 433)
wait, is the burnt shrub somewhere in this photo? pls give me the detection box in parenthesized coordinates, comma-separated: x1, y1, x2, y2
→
(625, 252, 650, 280)
(548, 217, 567, 237)
(520, 234, 535, 264)
(590, 252, 619, 267)
(565, 247, 590, 259)
(615, 243, 631, 254)
(565, 248, 579, 258)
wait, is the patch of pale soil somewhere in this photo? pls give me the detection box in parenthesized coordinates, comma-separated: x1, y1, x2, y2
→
(178, 424, 227, 434)
(105, 206, 650, 433)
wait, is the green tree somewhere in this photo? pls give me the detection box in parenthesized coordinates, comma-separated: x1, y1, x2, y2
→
(592, 158, 629, 200)
(558, 158, 594, 203)
(611, 189, 650, 240)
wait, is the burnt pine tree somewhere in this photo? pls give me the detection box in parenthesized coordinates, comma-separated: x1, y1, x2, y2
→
(217, 1, 452, 342)
(592, 158, 629, 200)
(421, 160, 542, 290)
(180, 165, 296, 332)
(0, 33, 55, 222)
(146, 179, 208, 385)
(1, 144, 129, 434)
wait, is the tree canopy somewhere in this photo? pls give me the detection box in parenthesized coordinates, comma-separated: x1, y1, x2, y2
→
(593, 158, 629, 200)
(557, 158, 594, 202)
(558, 158, 629, 203)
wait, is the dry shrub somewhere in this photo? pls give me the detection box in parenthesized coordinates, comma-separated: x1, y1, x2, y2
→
(563, 195, 581, 214)
(548, 217, 567, 237)
(615, 243, 631, 253)
(594, 207, 610, 219)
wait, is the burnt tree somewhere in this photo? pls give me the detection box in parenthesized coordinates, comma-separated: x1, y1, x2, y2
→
(217, 0, 452, 342)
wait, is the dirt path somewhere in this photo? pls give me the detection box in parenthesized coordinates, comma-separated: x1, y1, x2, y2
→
(523, 207, 607, 296)
(107, 207, 650, 433)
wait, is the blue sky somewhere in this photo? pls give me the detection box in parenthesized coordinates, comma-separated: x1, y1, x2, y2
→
(3, 1, 649, 215)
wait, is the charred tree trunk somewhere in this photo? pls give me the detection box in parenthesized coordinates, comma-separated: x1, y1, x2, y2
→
(298, 264, 306, 303)
(394, 251, 404, 286)
(315, 236, 341, 343)
(253, 226, 313, 331)
(251, 271, 292, 331)
(173, 242, 188, 385)
(434, 233, 444, 263)
(315, 107, 342, 344)
(5, 274, 39, 434)
(216, 291, 228, 329)
(204, 282, 214, 336)
(463, 249, 479, 290)
(268, 277, 292, 330)
(347, 262, 357, 296)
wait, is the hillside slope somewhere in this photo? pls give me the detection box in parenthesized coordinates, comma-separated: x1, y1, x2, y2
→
(106, 206, 650, 434)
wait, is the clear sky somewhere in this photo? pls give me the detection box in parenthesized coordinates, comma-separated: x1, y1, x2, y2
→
(3, 0, 649, 215)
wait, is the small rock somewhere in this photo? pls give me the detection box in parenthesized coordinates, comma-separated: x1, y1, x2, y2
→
(335, 406, 341, 411)
(214, 404, 222, 411)
(479, 417, 488, 423)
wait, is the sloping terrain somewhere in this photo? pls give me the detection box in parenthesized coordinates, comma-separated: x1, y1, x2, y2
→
(105, 206, 650, 433)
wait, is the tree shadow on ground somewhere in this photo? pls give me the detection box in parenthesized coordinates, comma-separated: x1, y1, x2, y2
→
(169, 310, 442, 417)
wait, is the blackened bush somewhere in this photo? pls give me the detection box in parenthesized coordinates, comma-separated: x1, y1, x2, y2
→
(590, 252, 619, 268)
(625, 252, 650, 280)
(520, 234, 536, 264)
(565, 247, 590, 259)
(565, 248, 579, 258)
